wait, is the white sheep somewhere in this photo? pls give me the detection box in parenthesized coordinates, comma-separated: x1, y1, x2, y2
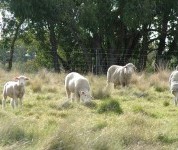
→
(65, 72, 93, 102)
(169, 67, 178, 84)
(2, 75, 29, 109)
(107, 63, 136, 88)
(169, 67, 178, 106)
(170, 82, 178, 105)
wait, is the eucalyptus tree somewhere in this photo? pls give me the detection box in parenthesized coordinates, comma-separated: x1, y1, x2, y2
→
(0, 0, 25, 70)
(3, 0, 77, 72)
(153, 0, 178, 69)
(75, 0, 156, 71)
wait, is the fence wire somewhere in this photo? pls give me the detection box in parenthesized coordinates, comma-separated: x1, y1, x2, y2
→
(0, 50, 178, 74)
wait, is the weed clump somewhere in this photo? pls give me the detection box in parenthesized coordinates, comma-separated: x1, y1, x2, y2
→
(30, 77, 42, 93)
(97, 99, 123, 114)
(82, 101, 97, 109)
(163, 101, 170, 107)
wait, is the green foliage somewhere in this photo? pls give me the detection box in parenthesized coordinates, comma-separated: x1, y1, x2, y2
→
(82, 101, 97, 109)
(154, 86, 166, 92)
(91, 121, 108, 132)
(97, 99, 123, 114)
(132, 105, 145, 114)
(1, 0, 178, 71)
(157, 133, 177, 144)
(163, 101, 170, 107)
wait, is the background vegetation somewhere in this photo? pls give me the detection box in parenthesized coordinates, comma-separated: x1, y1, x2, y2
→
(0, 0, 178, 73)
(0, 68, 177, 150)
(0, 1, 178, 149)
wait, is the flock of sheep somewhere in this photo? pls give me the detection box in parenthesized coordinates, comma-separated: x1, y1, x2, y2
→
(2, 63, 178, 109)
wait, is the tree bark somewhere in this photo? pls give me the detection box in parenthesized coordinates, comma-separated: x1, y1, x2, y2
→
(138, 24, 149, 71)
(8, 19, 24, 71)
(155, 13, 169, 70)
(48, 23, 60, 72)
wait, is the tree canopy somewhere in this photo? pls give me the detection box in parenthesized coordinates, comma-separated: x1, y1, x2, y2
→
(0, 0, 178, 73)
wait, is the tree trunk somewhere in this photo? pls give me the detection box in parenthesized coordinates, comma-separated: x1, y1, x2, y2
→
(155, 13, 169, 70)
(92, 33, 101, 74)
(48, 23, 60, 72)
(138, 24, 149, 71)
(123, 30, 140, 64)
(8, 19, 24, 71)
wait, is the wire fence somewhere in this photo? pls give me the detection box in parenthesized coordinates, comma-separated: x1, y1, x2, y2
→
(68, 50, 178, 74)
(0, 50, 178, 74)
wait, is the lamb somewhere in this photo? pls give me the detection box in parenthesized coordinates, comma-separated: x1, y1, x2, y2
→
(2, 75, 29, 109)
(65, 72, 93, 102)
(169, 66, 178, 106)
(107, 63, 136, 88)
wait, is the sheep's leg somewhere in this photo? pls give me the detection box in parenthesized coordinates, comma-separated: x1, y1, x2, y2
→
(175, 94, 178, 106)
(10, 99, 15, 109)
(106, 81, 110, 89)
(65, 88, 71, 100)
(114, 84, 117, 89)
(71, 93, 75, 102)
(14, 98, 18, 108)
(19, 98, 23, 106)
(173, 97, 177, 106)
(2, 96, 7, 109)
(124, 80, 128, 87)
(75, 91, 80, 102)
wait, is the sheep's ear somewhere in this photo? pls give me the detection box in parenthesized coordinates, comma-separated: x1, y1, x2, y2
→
(15, 77, 19, 80)
(25, 77, 29, 80)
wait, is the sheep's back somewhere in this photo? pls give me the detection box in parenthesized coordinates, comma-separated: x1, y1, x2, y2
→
(3, 81, 25, 98)
(75, 78, 90, 91)
(171, 82, 178, 92)
(107, 65, 123, 82)
(170, 71, 178, 82)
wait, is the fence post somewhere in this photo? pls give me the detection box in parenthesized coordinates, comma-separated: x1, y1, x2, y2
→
(95, 49, 98, 74)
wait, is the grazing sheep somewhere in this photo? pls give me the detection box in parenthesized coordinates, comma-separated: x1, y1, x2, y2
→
(65, 72, 93, 102)
(107, 63, 136, 88)
(2, 75, 29, 109)
(169, 67, 178, 106)
(169, 67, 178, 85)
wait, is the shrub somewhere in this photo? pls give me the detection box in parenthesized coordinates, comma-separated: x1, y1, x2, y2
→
(97, 99, 123, 114)
(163, 101, 170, 107)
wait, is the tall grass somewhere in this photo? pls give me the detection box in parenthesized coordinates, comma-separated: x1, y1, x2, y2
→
(0, 68, 178, 150)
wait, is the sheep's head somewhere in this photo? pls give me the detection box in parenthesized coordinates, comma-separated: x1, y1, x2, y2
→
(125, 63, 137, 72)
(80, 91, 93, 102)
(15, 75, 29, 86)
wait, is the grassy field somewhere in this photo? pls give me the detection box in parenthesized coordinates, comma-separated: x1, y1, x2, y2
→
(0, 69, 178, 150)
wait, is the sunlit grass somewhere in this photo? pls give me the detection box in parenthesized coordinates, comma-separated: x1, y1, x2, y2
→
(0, 68, 178, 150)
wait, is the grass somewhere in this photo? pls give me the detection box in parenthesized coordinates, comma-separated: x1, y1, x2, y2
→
(0, 68, 178, 150)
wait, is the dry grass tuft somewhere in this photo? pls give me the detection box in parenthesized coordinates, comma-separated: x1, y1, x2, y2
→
(30, 76, 42, 93)
(149, 70, 170, 92)
(0, 68, 177, 150)
(90, 75, 111, 99)
(131, 72, 150, 91)
(149, 70, 169, 86)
